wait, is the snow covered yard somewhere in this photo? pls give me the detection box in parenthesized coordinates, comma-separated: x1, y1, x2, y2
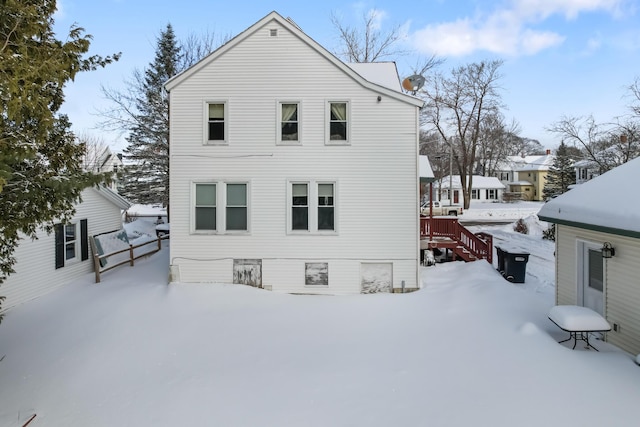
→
(1, 211, 640, 426)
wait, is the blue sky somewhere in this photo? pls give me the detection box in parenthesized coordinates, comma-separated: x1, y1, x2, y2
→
(54, 0, 640, 150)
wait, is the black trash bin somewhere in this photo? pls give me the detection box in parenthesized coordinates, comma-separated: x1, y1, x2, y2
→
(501, 250, 530, 283)
(495, 246, 506, 274)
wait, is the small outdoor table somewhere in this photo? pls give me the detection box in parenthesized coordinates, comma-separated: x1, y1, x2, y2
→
(548, 305, 611, 351)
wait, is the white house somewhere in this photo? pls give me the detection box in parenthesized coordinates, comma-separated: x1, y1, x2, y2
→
(1, 186, 131, 312)
(538, 156, 640, 355)
(84, 147, 124, 192)
(436, 175, 505, 203)
(164, 12, 424, 294)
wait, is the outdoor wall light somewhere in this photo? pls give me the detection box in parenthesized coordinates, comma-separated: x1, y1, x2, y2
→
(602, 242, 615, 259)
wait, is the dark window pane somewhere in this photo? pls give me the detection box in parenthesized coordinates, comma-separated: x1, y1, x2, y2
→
(318, 207, 334, 230)
(330, 122, 347, 140)
(209, 122, 224, 140)
(65, 242, 75, 260)
(227, 207, 247, 230)
(292, 207, 308, 230)
(292, 195, 308, 206)
(282, 123, 298, 140)
(196, 207, 216, 230)
(588, 249, 604, 292)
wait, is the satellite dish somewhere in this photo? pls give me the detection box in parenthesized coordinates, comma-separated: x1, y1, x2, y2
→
(402, 74, 426, 92)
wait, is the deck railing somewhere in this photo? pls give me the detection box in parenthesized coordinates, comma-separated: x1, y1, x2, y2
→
(420, 216, 493, 264)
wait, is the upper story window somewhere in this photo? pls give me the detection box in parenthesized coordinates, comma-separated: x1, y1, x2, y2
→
(327, 101, 349, 144)
(206, 102, 227, 143)
(279, 102, 300, 143)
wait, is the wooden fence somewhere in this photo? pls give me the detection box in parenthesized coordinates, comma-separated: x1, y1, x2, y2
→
(89, 233, 169, 283)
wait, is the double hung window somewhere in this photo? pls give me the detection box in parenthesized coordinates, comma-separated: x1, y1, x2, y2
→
(206, 102, 226, 143)
(195, 184, 216, 231)
(327, 101, 349, 143)
(193, 182, 248, 233)
(55, 219, 88, 269)
(279, 102, 300, 143)
(289, 181, 336, 233)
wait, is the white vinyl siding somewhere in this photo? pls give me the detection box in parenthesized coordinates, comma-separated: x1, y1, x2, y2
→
(168, 17, 420, 294)
(2, 188, 126, 312)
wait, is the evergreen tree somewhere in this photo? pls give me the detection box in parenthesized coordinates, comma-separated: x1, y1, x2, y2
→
(543, 141, 576, 200)
(120, 24, 181, 207)
(0, 0, 119, 319)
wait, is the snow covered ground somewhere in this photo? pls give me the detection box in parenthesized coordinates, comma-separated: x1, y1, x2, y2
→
(1, 205, 640, 426)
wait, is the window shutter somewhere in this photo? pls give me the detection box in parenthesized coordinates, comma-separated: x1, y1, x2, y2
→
(80, 219, 88, 261)
(55, 224, 64, 269)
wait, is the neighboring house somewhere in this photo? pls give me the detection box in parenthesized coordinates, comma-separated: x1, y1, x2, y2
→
(1, 186, 130, 312)
(164, 11, 424, 294)
(494, 151, 554, 201)
(538, 156, 640, 355)
(437, 175, 505, 203)
(85, 147, 124, 192)
(573, 159, 601, 185)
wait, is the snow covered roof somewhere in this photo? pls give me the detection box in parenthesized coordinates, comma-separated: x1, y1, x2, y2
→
(420, 155, 435, 183)
(538, 156, 640, 237)
(346, 62, 402, 92)
(510, 154, 555, 171)
(92, 185, 131, 210)
(439, 175, 505, 189)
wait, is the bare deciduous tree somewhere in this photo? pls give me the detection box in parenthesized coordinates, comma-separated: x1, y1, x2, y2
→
(420, 60, 504, 209)
(77, 131, 111, 173)
(331, 10, 408, 63)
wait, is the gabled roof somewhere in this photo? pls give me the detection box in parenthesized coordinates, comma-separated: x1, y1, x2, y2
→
(164, 11, 423, 108)
(420, 155, 435, 183)
(538, 156, 640, 237)
(91, 185, 131, 210)
(439, 175, 505, 189)
(510, 154, 554, 171)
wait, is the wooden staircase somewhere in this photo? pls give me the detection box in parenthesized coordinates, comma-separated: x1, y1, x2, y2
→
(420, 216, 493, 264)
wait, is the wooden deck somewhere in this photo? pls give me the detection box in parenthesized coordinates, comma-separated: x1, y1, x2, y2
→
(420, 216, 493, 263)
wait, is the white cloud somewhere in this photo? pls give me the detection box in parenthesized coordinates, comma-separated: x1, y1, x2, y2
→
(410, 0, 623, 57)
(513, 0, 624, 20)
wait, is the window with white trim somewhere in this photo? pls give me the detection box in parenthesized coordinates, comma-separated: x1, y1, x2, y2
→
(192, 182, 249, 233)
(278, 102, 300, 143)
(486, 189, 498, 200)
(327, 101, 349, 144)
(206, 102, 227, 143)
(226, 183, 248, 231)
(292, 183, 308, 230)
(317, 183, 334, 230)
(471, 189, 480, 199)
(55, 219, 88, 269)
(289, 181, 336, 233)
(195, 183, 216, 231)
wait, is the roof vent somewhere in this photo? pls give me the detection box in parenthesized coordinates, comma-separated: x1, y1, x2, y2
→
(270, 28, 278, 37)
